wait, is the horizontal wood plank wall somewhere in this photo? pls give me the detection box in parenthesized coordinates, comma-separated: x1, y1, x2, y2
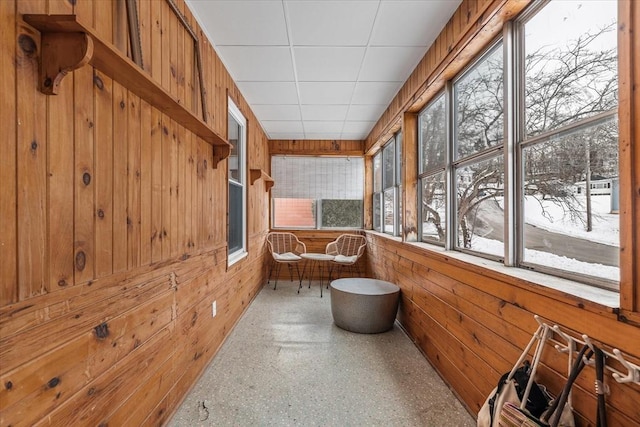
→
(0, 0, 271, 425)
(365, 233, 640, 426)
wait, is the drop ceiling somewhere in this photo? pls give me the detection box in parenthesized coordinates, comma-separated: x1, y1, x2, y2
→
(186, 0, 461, 141)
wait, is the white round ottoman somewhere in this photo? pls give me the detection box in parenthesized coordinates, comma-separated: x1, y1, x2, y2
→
(330, 278, 400, 334)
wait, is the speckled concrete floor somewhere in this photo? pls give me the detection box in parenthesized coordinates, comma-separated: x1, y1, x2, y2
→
(168, 280, 475, 427)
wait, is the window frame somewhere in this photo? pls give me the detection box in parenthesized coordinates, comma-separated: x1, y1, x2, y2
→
(227, 97, 247, 266)
(381, 133, 402, 236)
(270, 155, 365, 230)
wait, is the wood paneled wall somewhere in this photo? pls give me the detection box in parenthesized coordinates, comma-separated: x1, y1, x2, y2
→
(269, 139, 364, 157)
(1, 0, 271, 425)
(365, 234, 640, 425)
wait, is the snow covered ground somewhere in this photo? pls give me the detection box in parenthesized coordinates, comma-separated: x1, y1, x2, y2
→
(423, 194, 620, 282)
(522, 195, 619, 246)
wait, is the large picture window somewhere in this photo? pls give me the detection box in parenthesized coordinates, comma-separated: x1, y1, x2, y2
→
(518, 0, 618, 285)
(271, 156, 364, 229)
(228, 98, 247, 264)
(413, 0, 618, 290)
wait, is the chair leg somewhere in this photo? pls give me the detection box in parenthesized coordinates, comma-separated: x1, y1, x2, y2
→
(273, 263, 282, 290)
(267, 260, 275, 286)
(287, 263, 294, 282)
(295, 263, 302, 291)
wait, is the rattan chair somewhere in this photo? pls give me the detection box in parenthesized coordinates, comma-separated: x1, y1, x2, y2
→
(325, 234, 367, 279)
(266, 232, 307, 290)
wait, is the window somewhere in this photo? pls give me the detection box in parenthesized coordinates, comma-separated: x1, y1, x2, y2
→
(454, 42, 504, 257)
(381, 133, 402, 236)
(271, 156, 364, 229)
(413, 0, 618, 290)
(518, 0, 618, 286)
(227, 98, 246, 264)
(419, 93, 447, 244)
(373, 153, 382, 232)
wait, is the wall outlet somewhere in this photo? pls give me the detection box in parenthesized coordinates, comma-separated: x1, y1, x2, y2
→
(212, 301, 217, 318)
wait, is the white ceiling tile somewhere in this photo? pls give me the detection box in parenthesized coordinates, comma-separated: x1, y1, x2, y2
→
(252, 105, 302, 121)
(351, 82, 402, 105)
(301, 105, 349, 121)
(216, 46, 294, 81)
(298, 82, 355, 105)
(358, 46, 426, 82)
(236, 82, 299, 105)
(305, 132, 344, 140)
(370, 1, 461, 47)
(187, 0, 461, 141)
(261, 120, 304, 133)
(342, 120, 376, 134)
(287, 1, 378, 46)
(268, 133, 306, 140)
(304, 121, 344, 133)
(340, 132, 368, 140)
(294, 47, 365, 81)
(190, 1, 289, 46)
(346, 104, 387, 121)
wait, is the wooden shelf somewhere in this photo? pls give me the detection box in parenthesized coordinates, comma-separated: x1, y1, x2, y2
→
(250, 169, 274, 191)
(23, 14, 231, 168)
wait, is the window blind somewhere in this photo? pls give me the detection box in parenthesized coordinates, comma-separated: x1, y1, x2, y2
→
(271, 156, 364, 199)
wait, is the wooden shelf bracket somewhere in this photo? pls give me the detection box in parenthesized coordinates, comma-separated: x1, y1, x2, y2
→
(250, 169, 274, 191)
(22, 14, 231, 165)
(40, 32, 93, 95)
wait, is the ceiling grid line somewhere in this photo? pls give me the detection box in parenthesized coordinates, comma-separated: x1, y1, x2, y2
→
(186, 0, 462, 141)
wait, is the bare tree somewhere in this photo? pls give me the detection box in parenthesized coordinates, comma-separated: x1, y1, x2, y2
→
(420, 24, 617, 248)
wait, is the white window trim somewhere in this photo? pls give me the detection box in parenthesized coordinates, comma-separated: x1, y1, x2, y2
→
(228, 97, 247, 266)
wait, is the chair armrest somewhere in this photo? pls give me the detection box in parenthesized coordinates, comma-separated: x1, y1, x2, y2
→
(326, 240, 338, 256)
(295, 240, 307, 255)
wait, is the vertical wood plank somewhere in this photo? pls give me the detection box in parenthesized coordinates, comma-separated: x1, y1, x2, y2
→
(176, 0, 185, 106)
(113, 0, 128, 55)
(161, 114, 171, 258)
(195, 138, 203, 248)
(184, 6, 195, 114)
(618, 0, 639, 312)
(150, 0, 162, 83)
(204, 144, 212, 245)
(47, 0, 73, 14)
(138, 0, 151, 74)
(94, 70, 114, 278)
(73, 0, 92, 27)
(169, 3, 178, 98)
(48, 66, 74, 291)
(185, 132, 193, 251)
(151, 108, 163, 262)
(127, 91, 141, 269)
(161, 0, 170, 91)
(177, 126, 186, 253)
(16, 23, 47, 300)
(0, 0, 17, 305)
(140, 100, 152, 265)
(73, 65, 95, 285)
(93, 0, 113, 43)
(170, 119, 179, 256)
(112, 83, 128, 273)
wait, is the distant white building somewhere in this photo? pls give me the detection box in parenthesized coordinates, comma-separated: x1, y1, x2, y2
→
(572, 177, 617, 195)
